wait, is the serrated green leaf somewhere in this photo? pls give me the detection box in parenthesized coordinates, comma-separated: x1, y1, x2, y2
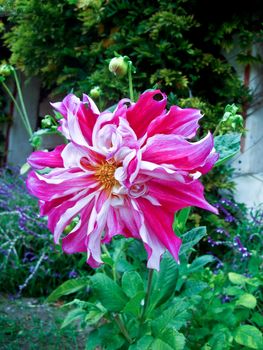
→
(159, 328, 185, 350)
(179, 227, 207, 257)
(236, 293, 257, 309)
(122, 271, 144, 298)
(235, 325, 263, 349)
(214, 132, 241, 167)
(188, 255, 214, 273)
(208, 326, 232, 350)
(149, 253, 178, 311)
(86, 324, 124, 350)
(151, 338, 174, 350)
(182, 280, 208, 297)
(152, 299, 190, 335)
(46, 278, 89, 302)
(128, 335, 154, 350)
(91, 273, 128, 312)
(61, 308, 86, 329)
(123, 291, 145, 317)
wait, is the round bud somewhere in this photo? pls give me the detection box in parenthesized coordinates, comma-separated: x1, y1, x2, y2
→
(90, 86, 102, 99)
(109, 57, 128, 77)
(0, 64, 14, 77)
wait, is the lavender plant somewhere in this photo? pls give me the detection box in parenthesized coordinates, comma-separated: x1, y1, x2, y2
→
(0, 167, 90, 297)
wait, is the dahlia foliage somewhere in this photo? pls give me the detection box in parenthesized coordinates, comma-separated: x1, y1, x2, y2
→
(27, 90, 218, 270)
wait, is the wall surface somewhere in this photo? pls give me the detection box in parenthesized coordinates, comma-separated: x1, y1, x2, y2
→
(7, 74, 41, 166)
(229, 45, 263, 208)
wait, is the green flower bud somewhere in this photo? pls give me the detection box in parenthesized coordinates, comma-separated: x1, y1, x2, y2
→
(109, 57, 128, 77)
(90, 86, 102, 99)
(0, 64, 14, 77)
(41, 115, 53, 129)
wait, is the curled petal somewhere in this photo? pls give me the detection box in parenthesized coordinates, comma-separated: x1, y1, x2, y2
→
(27, 145, 66, 170)
(142, 132, 215, 172)
(147, 178, 218, 214)
(148, 105, 202, 139)
(126, 90, 167, 139)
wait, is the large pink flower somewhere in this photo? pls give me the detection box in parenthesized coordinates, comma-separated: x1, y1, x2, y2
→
(27, 90, 218, 270)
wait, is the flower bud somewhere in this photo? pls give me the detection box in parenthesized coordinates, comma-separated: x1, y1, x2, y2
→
(41, 115, 53, 129)
(109, 57, 128, 77)
(0, 64, 14, 77)
(90, 86, 102, 99)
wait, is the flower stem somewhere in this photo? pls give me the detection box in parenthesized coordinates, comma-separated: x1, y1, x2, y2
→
(114, 314, 133, 344)
(213, 120, 222, 137)
(2, 81, 32, 138)
(13, 69, 33, 137)
(141, 268, 154, 321)
(128, 62, 134, 102)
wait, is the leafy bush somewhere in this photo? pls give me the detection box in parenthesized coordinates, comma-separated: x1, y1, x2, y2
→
(0, 167, 91, 297)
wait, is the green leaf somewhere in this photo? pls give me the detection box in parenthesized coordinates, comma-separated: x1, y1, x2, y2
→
(46, 278, 89, 302)
(182, 280, 208, 297)
(173, 207, 191, 232)
(91, 273, 128, 312)
(159, 328, 185, 350)
(234, 325, 263, 349)
(179, 227, 207, 257)
(122, 271, 144, 298)
(208, 326, 232, 350)
(152, 299, 190, 335)
(214, 132, 241, 167)
(228, 272, 248, 285)
(236, 293, 257, 309)
(251, 313, 263, 328)
(187, 255, 214, 273)
(151, 339, 174, 350)
(123, 291, 145, 316)
(86, 324, 125, 350)
(86, 329, 101, 350)
(61, 308, 86, 329)
(128, 335, 154, 350)
(149, 253, 178, 311)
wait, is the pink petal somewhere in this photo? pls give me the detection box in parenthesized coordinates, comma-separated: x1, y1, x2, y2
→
(102, 207, 124, 243)
(194, 151, 219, 175)
(86, 194, 111, 267)
(137, 197, 182, 264)
(26, 169, 97, 201)
(62, 200, 95, 254)
(147, 105, 202, 138)
(146, 178, 218, 214)
(51, 94, 99, 145)
(126, 90, 167, 139)
(53, 190, 97, 243)
(142, 132, 215, 171)
(27, 145, 66, 170)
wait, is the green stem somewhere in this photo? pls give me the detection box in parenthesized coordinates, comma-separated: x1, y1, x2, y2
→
(102, 245, 117, 281)
(2, 81, 32, 138)
(13, 69, 33, 136)
(141, 269, 154, 321)
(128, 62, 134, 102)
(213, 120, 222, 137)
(114, 314, 133, 344)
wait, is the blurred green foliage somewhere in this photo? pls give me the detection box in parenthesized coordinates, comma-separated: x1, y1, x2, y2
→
(1, 0, 262, 122)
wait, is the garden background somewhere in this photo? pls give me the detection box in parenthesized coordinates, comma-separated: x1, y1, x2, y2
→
(0, 1, 262, 349)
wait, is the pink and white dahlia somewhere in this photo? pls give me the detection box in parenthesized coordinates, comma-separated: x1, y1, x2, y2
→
(26, 90, 218, 270)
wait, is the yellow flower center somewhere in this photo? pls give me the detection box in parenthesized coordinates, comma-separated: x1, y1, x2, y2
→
(95, 161, 118, 190)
